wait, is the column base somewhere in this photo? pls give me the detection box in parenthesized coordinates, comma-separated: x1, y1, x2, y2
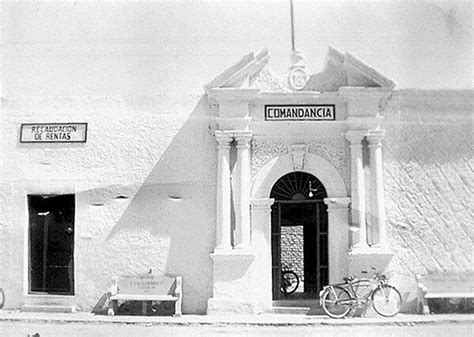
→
(347, 247, 393, 276)
(209, 249, 257, 315)
(207, 298, 261, 315)
(210, 249, 255, 261)
(370, 243, 391, 252)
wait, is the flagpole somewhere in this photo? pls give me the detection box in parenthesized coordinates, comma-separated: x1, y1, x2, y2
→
(290, 0, 295, 52)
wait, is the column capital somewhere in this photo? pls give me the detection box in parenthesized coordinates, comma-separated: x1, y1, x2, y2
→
(324, 197, 351, 210)
(214, 130, 233, 147)
(345, 130, 366, 144)
(251, 198, 275, 210)
(366, 129, 386, 145)
(234, 130, 253, 148)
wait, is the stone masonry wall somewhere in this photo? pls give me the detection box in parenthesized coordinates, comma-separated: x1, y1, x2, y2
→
(281, 226, 304, 285)
(382, 91, 473, 309)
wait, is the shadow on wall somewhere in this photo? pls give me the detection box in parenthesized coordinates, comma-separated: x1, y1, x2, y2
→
(88, 97, 217, 314)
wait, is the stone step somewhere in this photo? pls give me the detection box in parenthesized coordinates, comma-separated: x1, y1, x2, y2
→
(272, 299, 319, 307)
(21, 304, 75, 313)
(267, 306, 312, 315)
(268, 300, 325, 315)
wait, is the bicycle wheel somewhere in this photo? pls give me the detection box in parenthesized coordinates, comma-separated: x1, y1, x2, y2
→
(281, 271, 299, 294)
(0, 288, 4, 309)
(372, 285, 402, 317)
(321, 286, 352, 318)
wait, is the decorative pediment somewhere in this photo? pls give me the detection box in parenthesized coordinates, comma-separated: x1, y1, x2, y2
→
(300, 46, 395, 91)
(204, 49, 270, 94)
(303, 47, 395, 91)
(205, 46, 395, 94)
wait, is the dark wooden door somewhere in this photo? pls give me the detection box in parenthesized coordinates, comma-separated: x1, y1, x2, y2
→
(303, 202, 328, 296)
(29, 195, 75, 295)
(271, 203, 281, 300)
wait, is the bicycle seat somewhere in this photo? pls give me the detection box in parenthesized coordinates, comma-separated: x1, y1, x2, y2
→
(343, 276, 354, 283)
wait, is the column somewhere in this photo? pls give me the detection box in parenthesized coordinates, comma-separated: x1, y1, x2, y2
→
(345, 130, 369, 250)
(234, 131, 253, 250)
(367, 130, 387, 248)
(214, 130, 233, 251)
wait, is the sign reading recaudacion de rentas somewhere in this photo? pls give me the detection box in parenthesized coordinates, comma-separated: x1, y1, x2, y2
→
(20, 123, 88, 143)
(265, 105, 335, 121)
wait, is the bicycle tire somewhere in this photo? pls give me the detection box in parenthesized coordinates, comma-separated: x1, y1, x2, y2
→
(372, 285, 402, 317)
(280, 271, 299, 295)
(0, 288, 4, 309)
(321, 286, 352, 319)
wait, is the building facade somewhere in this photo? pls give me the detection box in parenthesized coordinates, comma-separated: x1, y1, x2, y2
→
(1, 46, 472, 314)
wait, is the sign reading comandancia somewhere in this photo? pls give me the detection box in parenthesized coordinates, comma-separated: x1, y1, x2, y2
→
(265, 105, 335, 121)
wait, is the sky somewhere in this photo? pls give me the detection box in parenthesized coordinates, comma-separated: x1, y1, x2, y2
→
(2, 0, 472, 97)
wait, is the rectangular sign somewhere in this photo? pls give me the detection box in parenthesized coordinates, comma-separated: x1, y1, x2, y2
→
(265, 105, 335, 121)
(20, 123, 88, 143)
(120, 275, 174, 295)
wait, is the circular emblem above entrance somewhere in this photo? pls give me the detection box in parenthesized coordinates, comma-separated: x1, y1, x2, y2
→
(288, 67, 309, 91)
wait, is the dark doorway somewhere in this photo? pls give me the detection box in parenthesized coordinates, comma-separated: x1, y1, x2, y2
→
(270, 172, 328, 300)
(28, 194, 75, 295)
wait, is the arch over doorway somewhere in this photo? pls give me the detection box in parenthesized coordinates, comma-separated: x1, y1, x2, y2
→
(251, 153, 347, 200)
(270, 171, 328, 300)
(250, 152, 350, 307)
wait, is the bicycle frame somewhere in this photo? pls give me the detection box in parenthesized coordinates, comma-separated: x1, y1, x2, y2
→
(320, 277, 383, 307)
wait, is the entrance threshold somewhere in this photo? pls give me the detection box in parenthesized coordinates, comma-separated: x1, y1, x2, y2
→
(269, 299, 324, 315)
(22, 294, 76, 313)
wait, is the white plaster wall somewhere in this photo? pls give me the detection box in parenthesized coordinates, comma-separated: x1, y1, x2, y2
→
(0, 95, 217, 313)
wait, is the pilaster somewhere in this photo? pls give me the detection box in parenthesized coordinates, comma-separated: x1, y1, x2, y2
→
(250, 198, 275, 310)
(324, 198, 351, 283)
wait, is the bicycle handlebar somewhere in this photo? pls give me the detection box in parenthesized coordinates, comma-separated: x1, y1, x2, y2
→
(343, 267, 388, 284)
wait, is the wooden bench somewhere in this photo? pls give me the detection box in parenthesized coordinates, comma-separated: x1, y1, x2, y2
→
(108, 274, 182, 316)
(416, 271, 474, 314)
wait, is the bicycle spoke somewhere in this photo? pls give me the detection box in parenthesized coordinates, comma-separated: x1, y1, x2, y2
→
(372, 285, 402, 317)
(322, 286, 352, 319)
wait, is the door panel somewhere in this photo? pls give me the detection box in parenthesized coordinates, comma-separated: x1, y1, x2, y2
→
(271, 203, 281, 299)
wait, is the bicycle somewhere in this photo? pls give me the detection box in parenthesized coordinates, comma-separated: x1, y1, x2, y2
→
(280, 270, 299, 295)
(320, 268, 402, 318)
(0, 288, 5, 309)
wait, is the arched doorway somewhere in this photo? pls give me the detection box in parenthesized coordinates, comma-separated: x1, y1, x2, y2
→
(270, 172, 328, 300)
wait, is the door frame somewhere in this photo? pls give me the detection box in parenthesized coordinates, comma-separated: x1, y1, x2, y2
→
(250, 152, 350, 309)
